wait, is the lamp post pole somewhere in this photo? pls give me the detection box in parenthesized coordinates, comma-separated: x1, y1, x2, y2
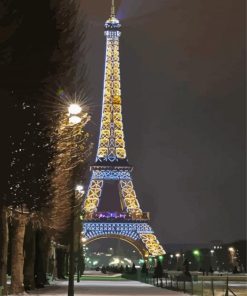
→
(75, 186, 85, 283)
(175, 253, 181, 270)
(193, 250, 201, 271)
(68, 194, 75, 296)
(67, 103, 83, 296)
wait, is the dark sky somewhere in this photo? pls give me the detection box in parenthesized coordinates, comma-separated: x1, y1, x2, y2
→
(80, 0, 246, 245)
(0, 0, 245, 248)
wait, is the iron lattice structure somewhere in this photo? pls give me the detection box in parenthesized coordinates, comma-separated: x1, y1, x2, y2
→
(82, 1, 165, 257)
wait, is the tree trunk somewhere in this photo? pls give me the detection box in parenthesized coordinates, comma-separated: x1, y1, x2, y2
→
(24, 223, 36, 290)
(35, 230, 49, 287)
(64, 251, 69, 276)
(10, 213, 27, 294)
(57, 248, 66, 279)
(0, 205, 8, 295)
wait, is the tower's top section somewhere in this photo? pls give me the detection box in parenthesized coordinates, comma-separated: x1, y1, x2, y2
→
(111, 0, 116, 17)
(105, 0, 121, 31)
(96, 0, 128, 166)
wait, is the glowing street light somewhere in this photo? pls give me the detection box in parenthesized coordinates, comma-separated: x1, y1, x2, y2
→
(81, 237, 87, 243)
(193, 249, 201, 270)
(76, 185, 84, 194)
(175, 253, 181, 270)
(193, 249, 200, 257)
(68, 103, 82, 125)
(228, 247, 236, 265)
(68, 103, 82, 115)
(69, 115, 81, 125)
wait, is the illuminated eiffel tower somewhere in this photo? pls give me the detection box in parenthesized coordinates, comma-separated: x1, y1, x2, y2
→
(82, 1, 165, 257)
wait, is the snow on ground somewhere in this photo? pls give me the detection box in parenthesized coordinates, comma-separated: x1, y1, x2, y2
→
(27, 280, 187, 296)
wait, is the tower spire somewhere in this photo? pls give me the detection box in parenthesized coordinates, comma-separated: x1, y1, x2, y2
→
(111, 0, 115, 17)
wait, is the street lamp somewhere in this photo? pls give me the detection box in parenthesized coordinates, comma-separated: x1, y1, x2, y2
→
(175, 253, 181, 270)
(65, 102, 88, 295)
(193, 250, 200, 256)
(228, 247, 236, 266)
(69, 116, 81, 125)
(76, 185, 85, 194)
(68, 103, 82, 125)
(81, 237, 87, 243)
(210, 250, 215, 269)
(68, 103, 82, 115)
(159, 255, 164, 261)
(193, 249, 201, 271)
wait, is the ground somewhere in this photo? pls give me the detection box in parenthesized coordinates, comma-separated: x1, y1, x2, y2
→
(28, 280, 186, 296)
(10, 271, 246, 296)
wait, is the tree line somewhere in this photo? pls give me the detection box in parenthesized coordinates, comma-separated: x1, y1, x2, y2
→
(0, 0, 90, 294)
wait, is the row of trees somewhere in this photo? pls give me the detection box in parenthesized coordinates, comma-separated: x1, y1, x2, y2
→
(0, 0, 90, 295)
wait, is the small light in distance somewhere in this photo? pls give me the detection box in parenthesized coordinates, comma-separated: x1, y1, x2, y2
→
(193, 249, 200, 257)
(76, 185, 84, 193)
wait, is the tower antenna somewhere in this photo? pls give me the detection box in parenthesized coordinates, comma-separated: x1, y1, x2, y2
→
(111, 0, 115, 17)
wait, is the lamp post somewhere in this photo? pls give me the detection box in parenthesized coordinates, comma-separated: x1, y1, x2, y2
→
(75, 185, 85, 283)
(168, 254, 173, 269)
(68, 182, 85, 293)
(68, 103, 82, 125)
(175, 253, 181, 270)
(193, 249, 201, 271)
(67, 103, 83, 296)
(228, 247, 236, 270)
(210, 250, 215, 270)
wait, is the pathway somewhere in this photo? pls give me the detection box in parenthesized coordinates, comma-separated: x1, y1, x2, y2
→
(28, 280, 187, 296)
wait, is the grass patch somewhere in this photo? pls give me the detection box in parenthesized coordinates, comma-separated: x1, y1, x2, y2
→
(80, 275, 127, 281)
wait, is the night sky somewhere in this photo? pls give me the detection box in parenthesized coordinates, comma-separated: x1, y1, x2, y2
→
(80, 0, 245, 245)
(0, 0, 245, 247)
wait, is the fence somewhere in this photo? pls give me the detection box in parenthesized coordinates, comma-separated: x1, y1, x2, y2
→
(123, 272, 247, 296)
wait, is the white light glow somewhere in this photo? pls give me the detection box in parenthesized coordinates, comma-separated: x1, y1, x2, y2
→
(68, 104, 82, 115)
(69, 115, 81, 125)
(109, 258, 120, 265)
(76, 185, 84, 193)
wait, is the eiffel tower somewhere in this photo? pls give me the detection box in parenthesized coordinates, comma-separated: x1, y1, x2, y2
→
(82, 0, 165, 258)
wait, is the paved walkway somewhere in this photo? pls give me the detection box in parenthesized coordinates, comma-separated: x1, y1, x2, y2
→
(28, 280, 187, 296)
